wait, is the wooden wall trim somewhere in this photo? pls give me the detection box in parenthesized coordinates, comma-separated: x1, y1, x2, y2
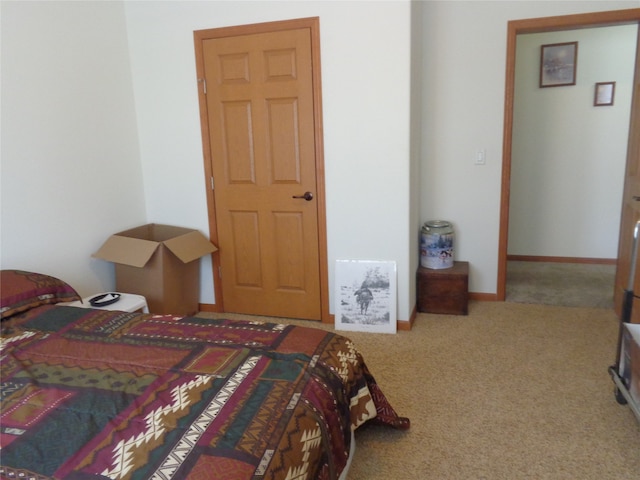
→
(397, 306, 417, 331)
(507, 255, 616, 265)
(198, 303, 222, 313)
(510, 9, 640, 33)
(469, 292, 498, 302)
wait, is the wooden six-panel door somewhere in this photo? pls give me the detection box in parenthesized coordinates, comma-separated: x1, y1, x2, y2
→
(195, 20, 325, 320)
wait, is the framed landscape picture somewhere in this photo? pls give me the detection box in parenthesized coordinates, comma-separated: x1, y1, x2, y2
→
(540, 42, 578, 88)
(335, 260, 397, 334)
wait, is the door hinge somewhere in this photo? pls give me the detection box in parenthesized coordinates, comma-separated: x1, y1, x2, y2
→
(211, 176, 215, 190)
(218, 266, 222, 278)
(198, 77, 207, 94)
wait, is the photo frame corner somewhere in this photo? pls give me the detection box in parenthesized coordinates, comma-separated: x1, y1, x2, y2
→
(334, 259, 397, 334)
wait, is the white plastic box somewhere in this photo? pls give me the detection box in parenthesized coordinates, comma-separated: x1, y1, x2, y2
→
(622, 323, 640, 405)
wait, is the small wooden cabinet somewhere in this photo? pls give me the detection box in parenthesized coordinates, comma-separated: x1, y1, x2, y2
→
(417, 261, 469, 315)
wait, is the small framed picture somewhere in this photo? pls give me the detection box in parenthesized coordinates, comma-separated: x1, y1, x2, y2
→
(594, 81, 615, 106)
(335, 259, 397, 334)
(540, 42, 578, 88)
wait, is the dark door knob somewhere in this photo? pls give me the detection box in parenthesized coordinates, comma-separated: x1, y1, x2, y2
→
(292, 191, 314, 201)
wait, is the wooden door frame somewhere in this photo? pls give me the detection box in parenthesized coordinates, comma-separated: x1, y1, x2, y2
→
(497, 8, 640, 301)
(194, 17, 331, 323)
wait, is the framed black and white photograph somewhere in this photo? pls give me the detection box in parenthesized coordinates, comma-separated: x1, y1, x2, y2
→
(594, 81, 615, 106)
(540, 42, 578, 88)
(335, 260, 397, 334)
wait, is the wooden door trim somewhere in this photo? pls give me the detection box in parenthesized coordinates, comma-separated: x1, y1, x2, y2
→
(194, 17, 330, 322)
(497, 8, 640, 301)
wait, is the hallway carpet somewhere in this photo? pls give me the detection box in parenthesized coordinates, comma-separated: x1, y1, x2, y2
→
(506, 261, 616, 309)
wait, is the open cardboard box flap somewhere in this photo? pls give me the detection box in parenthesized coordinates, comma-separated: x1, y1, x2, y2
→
(93, 224, 217, 267)
(163, 230, 217, 263)
(93, 235, 158, 268)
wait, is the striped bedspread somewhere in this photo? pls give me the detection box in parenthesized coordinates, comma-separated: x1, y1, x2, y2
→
(0, 305, 408, 480)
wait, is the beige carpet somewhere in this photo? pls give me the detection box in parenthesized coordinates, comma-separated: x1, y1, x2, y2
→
(199, 301, 640, 479)
(506, 261, 616, 309)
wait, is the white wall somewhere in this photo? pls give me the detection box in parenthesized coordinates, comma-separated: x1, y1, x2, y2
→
(123, 1, 414, 318)
(420, 0, 638, 294)
(2, 0, 638, 317)
(0, 0, 146, 296)
(509, 25, 636, 259)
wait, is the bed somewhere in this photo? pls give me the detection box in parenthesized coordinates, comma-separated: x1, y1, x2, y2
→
(0, 270, 409, 480)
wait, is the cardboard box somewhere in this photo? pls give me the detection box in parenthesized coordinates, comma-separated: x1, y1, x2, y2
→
(93, 224, 217, 315)
(624, 323, 640, 405)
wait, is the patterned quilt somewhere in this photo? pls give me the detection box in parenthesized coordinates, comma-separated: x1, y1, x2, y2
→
(0, 305, 409, 480)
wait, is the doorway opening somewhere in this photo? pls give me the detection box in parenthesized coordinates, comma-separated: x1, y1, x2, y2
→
(497, 9, 640, 312)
